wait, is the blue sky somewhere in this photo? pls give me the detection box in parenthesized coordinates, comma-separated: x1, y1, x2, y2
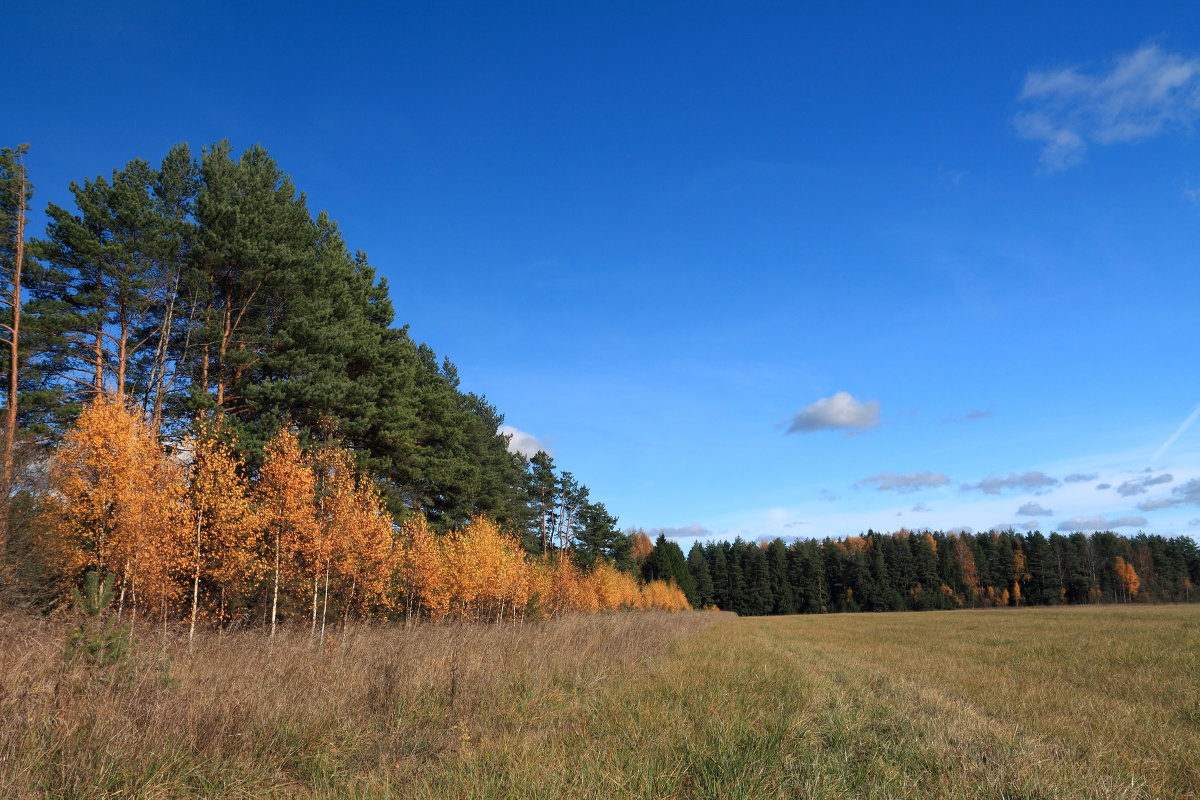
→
(4, 1, 1199, 544)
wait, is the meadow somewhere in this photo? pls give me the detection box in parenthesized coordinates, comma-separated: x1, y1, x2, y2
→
(2, 605, 1197, 799)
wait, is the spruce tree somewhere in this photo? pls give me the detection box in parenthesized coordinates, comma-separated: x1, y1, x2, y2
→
(687, 542, 714, 607)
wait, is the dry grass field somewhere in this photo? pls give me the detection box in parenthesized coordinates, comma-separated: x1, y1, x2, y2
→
(2, 605, 1197, 799)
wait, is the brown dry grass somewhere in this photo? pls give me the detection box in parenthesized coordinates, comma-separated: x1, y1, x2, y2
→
(3, 604, 1197, 799)
(0, 611, 727, 798)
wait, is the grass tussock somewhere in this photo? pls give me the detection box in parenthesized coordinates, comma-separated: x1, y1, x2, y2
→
(2, 604, 1198, 799)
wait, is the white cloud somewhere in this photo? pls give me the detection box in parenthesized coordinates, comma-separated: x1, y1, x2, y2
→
(1064, 472, 1098, 483)
(787, 391, 880, 435)
(1096, 482, 1112, 490)
(1017, 502, 1053, 516)
(855, 471, 951, 493)
(963, 471, 1058, 495)
(1015, 44, 1200, 170)
(911, 502, 933, 512)
(498, 425, 551, 458)
(1057, 515, 1147, 532)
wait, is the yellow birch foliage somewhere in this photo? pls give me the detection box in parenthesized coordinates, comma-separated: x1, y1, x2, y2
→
(630, 530, 653, 563)
(638, 579, 690, 611)
(544, 555, 586, 616)
(587, 561, 640, 610)
(1115, 556, 1140, 599)
(336, 474, 400, 615)
(951, 534, 981, 604)
(440, 516, 530, 621)
(400, 516, 451, 620)
(257, 427, 320, 621)
(187, 420, 262, 616)
(44, 395, 188, 616)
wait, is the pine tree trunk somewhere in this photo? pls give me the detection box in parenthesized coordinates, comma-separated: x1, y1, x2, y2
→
(540, 489, 547, 555)
(148, 280, 178, 433)
(93, 327, 104, 395)
(0, 159, 25, 564)
(116, 306, 128, 401)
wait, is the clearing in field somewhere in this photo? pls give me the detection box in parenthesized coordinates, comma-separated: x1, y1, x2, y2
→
(2, 604, 1197, 799)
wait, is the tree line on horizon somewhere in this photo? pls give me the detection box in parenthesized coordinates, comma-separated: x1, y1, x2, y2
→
(662, 528, 1200, 615)
(0, 142, 654, 615)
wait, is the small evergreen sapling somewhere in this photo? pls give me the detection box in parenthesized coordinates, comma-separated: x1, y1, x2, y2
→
(66, 570, 133, 666)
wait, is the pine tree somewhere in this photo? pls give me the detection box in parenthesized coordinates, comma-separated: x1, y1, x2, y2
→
(0, 145, 31, 565)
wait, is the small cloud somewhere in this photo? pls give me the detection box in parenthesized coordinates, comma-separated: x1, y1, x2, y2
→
(855, 471, 951, 494)
(786, 391, 880, 435)
(1016, 520, 1041, 531)
(1057, 515, 1147, 532)
(498, 425, 552, 457)
(1138, 497, 1180, 511)
(1116, 473, 1173, 496)
(1064, 472, 1099, 483)
(947, 526, 974, 535)
(1017, 502, 1053, 516)
(783, 521, 807, 529)
(818, 489, 839, 502)
(654, 524, 713, 540)
(943, 409, 992, 424)
(911, 502, 933, 512)
(1014, 44, 1200, 171)
(1189, 518, 1200, 526)
(963, 471, 1058, 495)
(1096, 483, 1112, 490)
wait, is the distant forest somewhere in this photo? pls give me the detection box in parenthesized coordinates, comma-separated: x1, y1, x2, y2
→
(671, 530, 1200, 615)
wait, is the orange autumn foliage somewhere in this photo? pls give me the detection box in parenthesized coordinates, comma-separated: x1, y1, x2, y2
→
(396, 517, 691, 622)
(1115, 556, 1140, 600)
(41, 405, 693, 630)
(187, 418, 262, 621)
(630, 529, 654, 563)
(44, 395, 188, 619)
(257, 426, 320, 634)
